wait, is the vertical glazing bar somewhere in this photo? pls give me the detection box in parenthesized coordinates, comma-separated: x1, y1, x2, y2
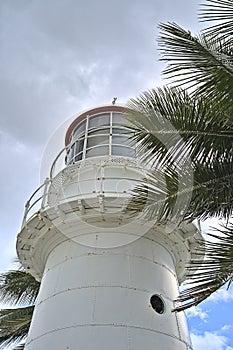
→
(82, 116, 89, 160)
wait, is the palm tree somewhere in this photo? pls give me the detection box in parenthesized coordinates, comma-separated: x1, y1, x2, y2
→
(0, 267, 40, 349)
(128, 0, 233, 310)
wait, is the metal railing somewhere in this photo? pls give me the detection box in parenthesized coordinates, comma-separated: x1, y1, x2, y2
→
(21, 143, 141, 229)
(21, 142, 71, 228)
(21, 178, 51, 229)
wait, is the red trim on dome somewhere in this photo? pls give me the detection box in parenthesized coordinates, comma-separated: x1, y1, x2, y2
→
(65, 105, 128, 146)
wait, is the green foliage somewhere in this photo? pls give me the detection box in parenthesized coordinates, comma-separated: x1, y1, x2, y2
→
(128, 87, 233, 166)
(200, 0, 233, 44)
(0, 306, 33, 349)
(174, 224, 233, 311)
(159, 22, 233, 108)
(127, 87, 233, 222)
(0, 270, 40, 306)
(0, 268, 40, 349)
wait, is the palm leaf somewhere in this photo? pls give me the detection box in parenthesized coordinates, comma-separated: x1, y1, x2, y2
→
(174, 224, 233, 311)
(199, 0, 233, 44)
(186, 159, 233, 221)
(127, 87, 233, 167)
(127, 87, 233, 223)
(0, 306, 33, 349)
(12, 344, 25, 350)
(0, 270, 40, 306)
(127, 168, 179, 222)
(158, 23, 233, 108)
(128, 158, 233, 224)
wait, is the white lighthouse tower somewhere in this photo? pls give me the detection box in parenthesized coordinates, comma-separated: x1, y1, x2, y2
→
(17, 104, 202, 350)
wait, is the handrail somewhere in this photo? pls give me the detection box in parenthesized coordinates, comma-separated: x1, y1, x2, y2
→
(21, 178, 51, 229)
(49, 146, 67, 179)
(26, 180, 49, 206)
(22, 139, 82, 228)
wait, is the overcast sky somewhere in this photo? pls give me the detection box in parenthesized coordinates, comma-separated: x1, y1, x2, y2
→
(0, 1, 233, 350)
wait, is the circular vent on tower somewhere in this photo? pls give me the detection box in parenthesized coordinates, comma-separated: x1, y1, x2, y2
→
(150, 295, 165, 314)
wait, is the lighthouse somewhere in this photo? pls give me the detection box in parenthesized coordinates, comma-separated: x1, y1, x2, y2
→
(17, 104, 202, 350)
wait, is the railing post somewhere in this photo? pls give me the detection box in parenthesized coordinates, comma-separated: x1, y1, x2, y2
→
(41, 177, 50, 209)
(21, 200, 30, 229)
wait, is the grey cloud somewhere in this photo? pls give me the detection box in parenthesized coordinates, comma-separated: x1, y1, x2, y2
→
(0, 0, 199, 147)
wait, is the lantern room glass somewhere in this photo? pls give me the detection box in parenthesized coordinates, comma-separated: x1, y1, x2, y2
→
(66, 112, 134, 164)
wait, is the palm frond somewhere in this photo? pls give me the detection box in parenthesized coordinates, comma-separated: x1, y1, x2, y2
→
(127, 87, 233, 167)
(158, 23, 233, 108)
(127, 87, 233, 223)
(12, 344, 25, 350)
(0, 306, 33, 349)
(128, 168, 177, 221)
(200, 0, 233, 45)
(0, 270, 40, 306)
(128, 157, 233, 223)
(186, 159, 233, 221)
(127, 161, 195, 225)
(174, 223, 233, 311)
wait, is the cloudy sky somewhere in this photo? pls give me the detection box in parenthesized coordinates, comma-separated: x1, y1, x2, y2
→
(0, 1, 232, 349)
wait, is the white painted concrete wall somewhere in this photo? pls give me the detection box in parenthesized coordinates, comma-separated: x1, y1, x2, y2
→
(25, 233, 192, 350)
